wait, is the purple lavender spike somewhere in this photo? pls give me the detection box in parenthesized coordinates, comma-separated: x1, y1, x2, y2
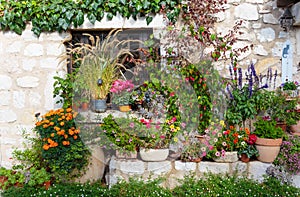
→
(238, 68, 242, 89)
(248, 71, 253, 97)
(274, 70, 278, 89)
(269, 68, 272, 88)
(227, 85, 233, 99)
(229, 65, 233, 81)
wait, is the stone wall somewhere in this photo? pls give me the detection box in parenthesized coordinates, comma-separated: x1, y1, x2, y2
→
(0, 0, 300, 168)
(108, 158, 300, 189)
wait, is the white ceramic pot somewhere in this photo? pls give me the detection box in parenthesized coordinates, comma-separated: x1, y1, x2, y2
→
(139, 148, 169, 162)
(213, 151, 238, 163)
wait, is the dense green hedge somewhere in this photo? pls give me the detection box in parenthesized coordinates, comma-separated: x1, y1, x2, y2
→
(0, 0, 182, 36)
(2, 174, 300, 197)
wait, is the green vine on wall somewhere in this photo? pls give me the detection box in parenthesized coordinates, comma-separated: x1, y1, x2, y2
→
(0, 0, 182, 36)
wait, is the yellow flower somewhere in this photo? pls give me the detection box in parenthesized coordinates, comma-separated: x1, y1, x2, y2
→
(173, 137, 178, 142)
(170, 124, 175, 129)
(166, 120, 170, 124)
(176, 127, 180, 131)
(220, 120, 225, 127)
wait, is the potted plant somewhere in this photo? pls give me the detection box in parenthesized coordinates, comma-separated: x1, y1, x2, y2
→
(180, 140, 203, 162)
(281, 80, 299, 98)
(68, 30, 134, 113)
(98, 115, 141, 158)
(110, 79, 135, 112)
(253, 116, 285, 163)
(206, 125, 248, 163)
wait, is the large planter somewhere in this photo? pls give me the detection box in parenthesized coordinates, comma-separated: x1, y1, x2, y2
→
(290, 120, 300, 134)
(91, 99, 107, 113)
(255, 137, 282, 163)
(213, 151, 238, 163)
(139, 148, 169, 162)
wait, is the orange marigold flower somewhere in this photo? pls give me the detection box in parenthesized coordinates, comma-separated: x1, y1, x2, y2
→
(54, 126, 60, 131)
(61, 116, 65, 119)
(50, 133, 55, 137)
(49, 122, 54, 126)
(43, 144, 50, 150)
(229, 125, 234, 130)
(74, 129, 80, 134)
(64, 134, 68, 139)
(60, 130, 65, 135)
(66, 108, 72, 112)
(233, 132, 239, 137)
(68, 130, 74, 135)
(66, 117, 70, 121)
(43, 124, 49, 129)
(58, 118, 62, 121)
(62, 141, 69, 146)
(35, 122, 42, 126)
(60, 122, 65, 126)
(245, 128, 250, 135)
(73, 135, 78, 140)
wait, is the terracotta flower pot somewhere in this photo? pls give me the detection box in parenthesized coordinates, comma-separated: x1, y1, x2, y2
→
(290, 120, 300, 133)
(255, 137, 282, 163)
(276, 121, 287, 132)
(80, 102, 89, 111)
(240, 153, 250, 163)
(119, 105, 131, 112)
(44, 180, 51, 190)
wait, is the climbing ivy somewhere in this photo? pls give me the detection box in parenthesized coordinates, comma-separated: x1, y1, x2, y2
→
(0, 0, 182, 36)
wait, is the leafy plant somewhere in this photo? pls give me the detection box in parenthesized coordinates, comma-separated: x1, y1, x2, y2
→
(25, 167, 51, 187)
(180, 140, 203, 162)
(281, 81, 299, 91)
(0, 167, 25, 190)
(68, 30, 136, 100)
(253, 116, 285, 139)
(97, 115, 141, 154)
(34, 108, 90, 181)
(0, 0, 182, 36)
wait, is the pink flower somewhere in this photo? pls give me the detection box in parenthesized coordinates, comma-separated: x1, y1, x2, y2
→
(172, 117, 177, 122)
(209, 145, 214, 150)
(155, 125, 160, 129)
(202, 152, 207, 157)
(160, 135, 165, 139)
(181, 122, 186, 128)
(129, 122, 135, 128)
(215, 151, 220, 157)
(170, 92, 175, 97)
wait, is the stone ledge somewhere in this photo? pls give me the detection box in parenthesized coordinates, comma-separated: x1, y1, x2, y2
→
(107, 157, 300, 189)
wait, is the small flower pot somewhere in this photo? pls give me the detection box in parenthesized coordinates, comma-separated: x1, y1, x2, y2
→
(290, 120, 300, 133)
(44, 180, 51, 190)
(80, 102, 89, 112)
(119, 105, 131, 112)
(240, 153, 250, 163)
(276, 121, 287, 132)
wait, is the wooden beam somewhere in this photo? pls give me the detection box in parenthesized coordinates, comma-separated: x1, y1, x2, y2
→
(277, 0, 300, 8)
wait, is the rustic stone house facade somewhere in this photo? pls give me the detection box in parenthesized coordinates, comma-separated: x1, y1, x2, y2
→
(0, 0, 300, 170)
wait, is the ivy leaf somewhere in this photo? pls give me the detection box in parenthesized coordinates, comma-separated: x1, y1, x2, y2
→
(75, 10, 84, 26)
(58, 18, 69, 30)
(120, 0, 126, 5)
(107, 12, 113, 20)
(66, 10, 74, 21)
(146, 16, 153, 25)
(87, 13, 96, 24)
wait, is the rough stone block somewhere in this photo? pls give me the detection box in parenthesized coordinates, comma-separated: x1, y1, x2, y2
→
(7, 41, 23, 53)
(0, 91, 11, 106)
(0, 110, 17, 123)
(40, 57, 60, 68)
(292, 174, 300, 188)
(175, 161, 197, 171)
(119, 160, 145, 175)
(24, 43, 43, 57)
(199, 161, 230, 175)
(46, 43, 65, 56)
(17, 76, 39, 88)
(258, 28, 275, 42)
(231, 161, 247, 176)
(234, 3, 259, 21)
(13, 91, 25, 109)
(248, 161, 272, 182)
(28, 91, 41, 107)
(0, 75, 12, 90)
(147, 161, 172, 175)
(22, 58, 37, 71)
